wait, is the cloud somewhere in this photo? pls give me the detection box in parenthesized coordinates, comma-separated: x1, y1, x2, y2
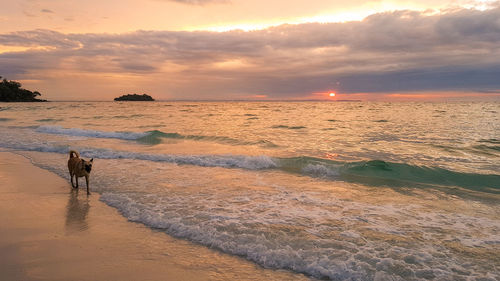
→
(41, 9, 54, 14)
(1, 5, 499, 99)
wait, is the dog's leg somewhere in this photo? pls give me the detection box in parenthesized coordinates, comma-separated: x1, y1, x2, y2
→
(75, 176, 79, 188)
(85, 176, 90, 195)
(71, 173, 77, 188)
(70, 172, 74, 187)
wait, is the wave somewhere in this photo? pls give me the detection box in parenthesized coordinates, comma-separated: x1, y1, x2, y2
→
(0, 118, 13, 122)
(471, 144, 500, 153)
(280, 157, 500, 191)
(112, 114, 146, 119)
(433, 142, 500, 156)
(35, 125, 278, 147)
(137, 130, 278, 147)
(471, 139, 500, 153)
(4, 143, 277, 170)
(271, 125, 307, 130)
(277, 157, 500, 192)
(5, 140, 499, 192)
(478, 138, 500, 145)
(36, 118, 64, 122)
(36, 125, 148, 140)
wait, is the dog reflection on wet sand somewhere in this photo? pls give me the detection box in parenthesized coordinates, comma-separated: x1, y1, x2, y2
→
(65, 189, 90, 234)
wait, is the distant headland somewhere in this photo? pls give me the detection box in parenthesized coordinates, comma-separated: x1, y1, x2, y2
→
(114, 94, 155, 101)
(0, 76, 47, 102)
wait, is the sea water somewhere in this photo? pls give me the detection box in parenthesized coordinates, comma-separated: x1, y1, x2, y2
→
(0, 101, 498, 280)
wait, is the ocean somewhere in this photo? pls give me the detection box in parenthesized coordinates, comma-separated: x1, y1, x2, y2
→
(0, 101, 498, 280)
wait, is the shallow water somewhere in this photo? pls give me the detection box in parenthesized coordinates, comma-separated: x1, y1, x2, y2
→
(0, 101, 499, 280)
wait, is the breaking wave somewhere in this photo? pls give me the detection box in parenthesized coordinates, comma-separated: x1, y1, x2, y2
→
(277, 157, 500, 192)
(35, 125, 277, 147)
(36, 125, 147, 140)
(4, 140, 499, 192)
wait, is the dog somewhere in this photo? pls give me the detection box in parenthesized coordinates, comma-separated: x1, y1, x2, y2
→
(67, 150, 93, 195)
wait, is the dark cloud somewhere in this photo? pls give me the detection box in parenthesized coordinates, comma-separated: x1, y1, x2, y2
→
(41, 9, 54, 13)
(1, 6, 499, 99)
(119, 62, 158, 72)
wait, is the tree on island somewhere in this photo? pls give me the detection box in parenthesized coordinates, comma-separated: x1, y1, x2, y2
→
(114, 94, 155, 101)
(0, 76, 47, 102)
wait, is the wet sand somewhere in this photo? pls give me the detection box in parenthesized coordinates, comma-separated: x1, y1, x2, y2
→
(0, 152, 308, 281)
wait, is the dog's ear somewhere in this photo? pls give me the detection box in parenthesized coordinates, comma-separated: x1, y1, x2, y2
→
(90, 158, 93, 162)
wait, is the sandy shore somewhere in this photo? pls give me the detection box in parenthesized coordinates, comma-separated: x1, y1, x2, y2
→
(0, 152, 307, 281)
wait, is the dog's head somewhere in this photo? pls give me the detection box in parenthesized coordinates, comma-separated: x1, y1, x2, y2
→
(82, 158, 93, 173)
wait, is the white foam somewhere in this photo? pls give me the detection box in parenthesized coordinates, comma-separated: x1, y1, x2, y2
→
(100, 192, 366, 280)
(98, 187, 500, 280)
(0, 138, 278, 171)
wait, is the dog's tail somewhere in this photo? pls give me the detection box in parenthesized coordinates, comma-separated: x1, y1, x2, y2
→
(69, 150, 80, 158)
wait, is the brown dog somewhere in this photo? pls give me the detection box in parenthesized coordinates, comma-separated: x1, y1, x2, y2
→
(67, 150, 93, 195)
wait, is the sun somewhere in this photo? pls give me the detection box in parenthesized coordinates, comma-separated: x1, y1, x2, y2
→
(329, 92, 336, 97)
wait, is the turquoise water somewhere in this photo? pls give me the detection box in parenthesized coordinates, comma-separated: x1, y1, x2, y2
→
(0, 101, 499, 280)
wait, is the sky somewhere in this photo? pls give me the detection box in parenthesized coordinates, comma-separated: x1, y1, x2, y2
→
(0, 0, 499, 101)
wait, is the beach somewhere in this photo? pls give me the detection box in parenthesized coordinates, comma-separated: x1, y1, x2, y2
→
(0, 151, 307, 281)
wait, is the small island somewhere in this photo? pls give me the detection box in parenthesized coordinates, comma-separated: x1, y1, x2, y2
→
(0, 76, 47, 102)
(114, 94, 155, 101)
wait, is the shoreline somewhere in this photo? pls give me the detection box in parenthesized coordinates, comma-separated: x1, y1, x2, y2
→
(0, 151, 308, 281)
